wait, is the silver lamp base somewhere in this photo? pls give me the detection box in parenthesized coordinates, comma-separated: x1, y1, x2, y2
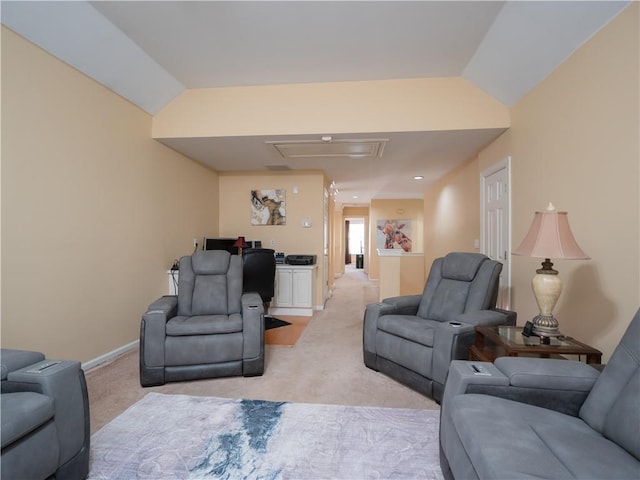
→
(532, 314, 562, 337)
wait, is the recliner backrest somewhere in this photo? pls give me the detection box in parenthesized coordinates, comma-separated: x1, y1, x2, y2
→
(416, 252, 501, 321)
(579, 309, 640, 460)
(177, 250, 243, 316)
(242, 248, 276, 303)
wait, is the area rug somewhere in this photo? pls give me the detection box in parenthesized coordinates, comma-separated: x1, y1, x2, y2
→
(88, 393, 443, 480)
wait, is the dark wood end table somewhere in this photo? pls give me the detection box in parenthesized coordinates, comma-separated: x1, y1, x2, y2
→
(470, 326, 602, 364)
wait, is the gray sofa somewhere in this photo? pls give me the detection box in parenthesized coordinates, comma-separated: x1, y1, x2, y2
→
(364, 252, 516, 402)
(1, 349, 90, 480)
(140, 250, 265, 387)
(440, 308, 640, 480)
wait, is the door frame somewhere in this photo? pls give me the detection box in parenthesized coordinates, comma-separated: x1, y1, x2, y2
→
(480, 156, 512, 309)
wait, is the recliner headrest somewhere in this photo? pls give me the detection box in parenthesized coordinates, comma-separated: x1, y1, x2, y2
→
(441, 252, 488, 281)
(191, 250, 231, 275)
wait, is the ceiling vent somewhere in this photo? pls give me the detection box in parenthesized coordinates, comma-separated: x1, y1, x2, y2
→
(266, 138, 388, 159)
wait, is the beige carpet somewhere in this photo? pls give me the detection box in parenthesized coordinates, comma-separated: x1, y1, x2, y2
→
(85, 267, 439, 434)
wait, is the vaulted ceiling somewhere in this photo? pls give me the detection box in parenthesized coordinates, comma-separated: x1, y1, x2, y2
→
(2, 1, 630, 205)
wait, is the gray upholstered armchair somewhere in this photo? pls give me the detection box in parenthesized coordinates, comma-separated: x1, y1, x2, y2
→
(440, 309, 640, 479)
(140, 250, 265, 387)
(363, 252, 516, 402)
(1, 349, 90, 480)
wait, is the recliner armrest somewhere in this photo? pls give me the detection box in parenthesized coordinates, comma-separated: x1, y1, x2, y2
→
(1, 349, 46, 381)
(6, 360, 90, 472)
(454, 308, 515, 327)
(442, 360, 509, 408)
(141, 296, 178, 369)
(241, 292, 264, 361)
(144, 295, 178, 319)
(494, 357, 599, 391)
(465, 357, 600, 416)
(379, 294, 422, 315)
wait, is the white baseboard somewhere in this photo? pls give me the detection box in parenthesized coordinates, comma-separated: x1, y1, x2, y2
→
(82, 340, 138, 371)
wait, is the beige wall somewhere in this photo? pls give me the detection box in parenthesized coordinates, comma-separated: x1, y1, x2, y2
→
(423, 160, 482, 270)
(368, 199, 424, 279)
(423, 4, 639, 361)
(217, 171, 326, 308)
(1, 27, 220, 362)
(153, 77, 509, 139)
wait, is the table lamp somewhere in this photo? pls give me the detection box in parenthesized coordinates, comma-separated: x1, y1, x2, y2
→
(512, 203, 589, 338)
(233, 236, 248, 256)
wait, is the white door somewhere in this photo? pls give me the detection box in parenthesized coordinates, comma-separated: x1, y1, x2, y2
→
(481, 158, 511, 309)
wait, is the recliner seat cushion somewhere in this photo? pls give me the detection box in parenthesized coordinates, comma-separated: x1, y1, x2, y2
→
(377, 315, 436, 347)
(1, 392, 55, 447)
(375, 331, 433, 378)
(450, 393, 640, 479)
(166, 313, 243, 336)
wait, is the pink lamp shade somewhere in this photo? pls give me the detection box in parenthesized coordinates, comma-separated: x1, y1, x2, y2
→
(512, 203, 589, 260)
(512, 203, 589, 338)
(233, 236, 248, 248)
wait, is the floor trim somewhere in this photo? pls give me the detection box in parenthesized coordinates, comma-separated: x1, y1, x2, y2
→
(82, 340, 138, 371)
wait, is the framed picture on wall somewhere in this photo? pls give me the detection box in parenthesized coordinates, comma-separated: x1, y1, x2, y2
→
(376, 219, 413, 252)
(251, 189, 286, 225)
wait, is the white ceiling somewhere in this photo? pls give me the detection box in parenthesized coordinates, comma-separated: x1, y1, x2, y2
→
(2, 1, 630, 205)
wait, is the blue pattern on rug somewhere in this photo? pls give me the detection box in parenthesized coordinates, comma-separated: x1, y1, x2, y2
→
(189, 399, 286, 479)
(240, 399, 286, 452)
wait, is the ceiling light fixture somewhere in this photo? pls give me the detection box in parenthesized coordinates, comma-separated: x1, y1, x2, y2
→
(414, 175, 424, 180)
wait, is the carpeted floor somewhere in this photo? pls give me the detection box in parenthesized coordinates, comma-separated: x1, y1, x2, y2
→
(85, 268, 439, 435)
(89, 392, 443, 480)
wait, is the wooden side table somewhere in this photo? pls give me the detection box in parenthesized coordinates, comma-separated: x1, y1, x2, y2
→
(470, 326, 602, 364)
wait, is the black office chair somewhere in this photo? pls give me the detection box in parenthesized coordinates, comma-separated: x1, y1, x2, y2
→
(242, 248, 287, 328)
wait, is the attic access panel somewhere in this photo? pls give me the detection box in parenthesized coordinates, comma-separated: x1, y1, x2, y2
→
(267, 139, 388, 159)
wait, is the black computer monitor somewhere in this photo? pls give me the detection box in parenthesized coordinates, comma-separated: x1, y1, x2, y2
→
(203, 238, 238, 254)
(203, 238, 262, 254)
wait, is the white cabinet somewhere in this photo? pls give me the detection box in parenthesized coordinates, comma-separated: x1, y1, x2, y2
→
(275, 268, 293, 306)
(273, 264, 317, 315)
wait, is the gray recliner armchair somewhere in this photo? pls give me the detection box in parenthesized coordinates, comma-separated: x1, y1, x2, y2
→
(1, 349, 90, 480)
(140, 250, 265, 387)
(440, 308, 640, 479)
(363, 252, 516, 402)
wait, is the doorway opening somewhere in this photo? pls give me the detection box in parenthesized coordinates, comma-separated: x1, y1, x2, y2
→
(345, 218, 366, 271)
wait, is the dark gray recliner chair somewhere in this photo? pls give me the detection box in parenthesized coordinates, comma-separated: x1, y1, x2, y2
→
(140, 250, 264, 387)
(440, 308, 640, 479)
(1, 349, 90, 480)
(363, 252, 516, 402)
